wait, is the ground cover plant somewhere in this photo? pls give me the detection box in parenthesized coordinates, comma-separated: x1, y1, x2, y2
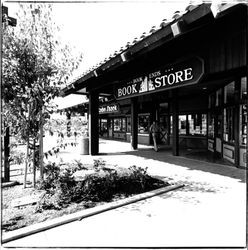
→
(2, 159, 169, 232)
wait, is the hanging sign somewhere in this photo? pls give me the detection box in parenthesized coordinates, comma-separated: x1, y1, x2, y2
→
(99, 103, 120, 114)
(115, 57, 204, 100)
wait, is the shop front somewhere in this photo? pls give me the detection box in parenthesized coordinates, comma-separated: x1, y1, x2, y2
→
(61, 3, 247, 168)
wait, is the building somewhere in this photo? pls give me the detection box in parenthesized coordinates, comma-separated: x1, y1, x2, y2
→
(61, 3, 247, 168)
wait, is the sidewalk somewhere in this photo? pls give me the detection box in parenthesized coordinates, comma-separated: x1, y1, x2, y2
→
(3, 139, 247, 248)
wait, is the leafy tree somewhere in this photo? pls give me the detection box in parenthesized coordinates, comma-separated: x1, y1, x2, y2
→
(2, 3, 83, 187)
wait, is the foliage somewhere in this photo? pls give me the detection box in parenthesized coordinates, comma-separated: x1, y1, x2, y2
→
(2, 3, 83, 185)
(36, 160, 168, 211)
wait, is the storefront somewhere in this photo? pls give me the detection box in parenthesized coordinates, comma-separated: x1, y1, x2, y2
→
(61, 3, 247, 168)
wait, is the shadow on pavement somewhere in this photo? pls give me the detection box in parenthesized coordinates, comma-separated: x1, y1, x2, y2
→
(101, 146, 246, 183)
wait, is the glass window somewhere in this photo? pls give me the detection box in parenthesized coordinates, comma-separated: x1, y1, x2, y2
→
(138, 115, 149, 133)
(127, 117, 131, 132)
(223, 107, 235, 143)
(100, 119, 108, 136)
(216, 89, 222, 106)
(170, 115, 173, 134)
(113, 118, 126, 132)
(241, 77, 247, 100)
(240, 104, 247, 146)
(122, 118, 126, 131)
(208, 113, 214, 138)
(179, 115, 187, 135)
(224, 81, 235, 104)
(113, 118, 122, 132)
(188, 114, 207, 136)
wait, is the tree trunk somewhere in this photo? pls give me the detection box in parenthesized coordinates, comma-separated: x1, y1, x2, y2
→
(33, 139, 36, 188)
(23, 104, 30, 188)
(23, 137, 29, 188)
(39, 109, 44, 180)
(3, 126, 10, 182)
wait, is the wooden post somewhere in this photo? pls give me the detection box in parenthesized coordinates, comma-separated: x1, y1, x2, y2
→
(88, 91, 99, 155)
(172, 92, 179, 156)
(3, 126, 10, 182)
(131, 97, 138, 150)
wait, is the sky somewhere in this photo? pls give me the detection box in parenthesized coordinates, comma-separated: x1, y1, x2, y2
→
(3, 0, 195, 108)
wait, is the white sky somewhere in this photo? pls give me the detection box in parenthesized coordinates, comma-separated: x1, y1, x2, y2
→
(4, 0, 195, 108)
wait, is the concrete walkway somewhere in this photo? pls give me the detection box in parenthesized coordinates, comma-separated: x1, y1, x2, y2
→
(3, 139, 247, 248)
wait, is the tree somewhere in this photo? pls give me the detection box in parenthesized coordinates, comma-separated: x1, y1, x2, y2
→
(2, 3, 83, 187)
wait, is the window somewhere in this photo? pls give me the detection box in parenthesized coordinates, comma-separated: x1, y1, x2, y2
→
(208, 113, 214, 138)
(224, 81, 235, 104)
(138, 115, 149, 133)
(179, 115, 187, 135)
(241, 77, 247, 100)
(188, 114, 207, 135)
(113, 118, 126, 132)
(240, 104, 247, 146)
(99, 119, 108, 136)
(216, 89, 222, 107)
(127, 117, 131, 132)
(223, 107, 235, 143)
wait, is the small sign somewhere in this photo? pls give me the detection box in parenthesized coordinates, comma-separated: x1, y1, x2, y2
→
(115, 57, 204, 100)
(99, 104, 120, 114)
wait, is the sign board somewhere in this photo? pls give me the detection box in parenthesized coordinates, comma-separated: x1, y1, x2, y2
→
(99, 103, 120, 114)
(115, 57, 204, 100)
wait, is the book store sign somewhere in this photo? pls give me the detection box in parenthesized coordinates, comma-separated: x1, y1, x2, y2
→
(99, 104, 119, 114)
(115, 57, 204, 100)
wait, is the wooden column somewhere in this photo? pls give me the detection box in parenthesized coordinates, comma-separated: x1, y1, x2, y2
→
(172, 92, 179, 156)
(234, 79, 241, 167)
(89, 91, 99, 155)
(131, 97, 138, 150)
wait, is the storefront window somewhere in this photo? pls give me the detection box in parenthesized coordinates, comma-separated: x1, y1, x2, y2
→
(188, 114, 207, 135)
(216, 89, 222, 106)
(240, 104, 247, 146)
(138, 115, 149, 133)
(113, 118, 126, 132)
(127, 117, 131, 132)
(241, 77, 247, 100)
(113, 118, 121, 131)
(224, 81, 235, 104)
(179, 115, 187, 135)
(99, 119, 108, 136)
(223, 107, 235, 143)
(208, 113, 214, 138)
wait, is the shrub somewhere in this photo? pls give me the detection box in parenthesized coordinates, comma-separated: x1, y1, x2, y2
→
(36, 161, 168, 211)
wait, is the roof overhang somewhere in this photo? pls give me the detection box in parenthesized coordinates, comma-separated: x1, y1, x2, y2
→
(60, 3, 247, 97)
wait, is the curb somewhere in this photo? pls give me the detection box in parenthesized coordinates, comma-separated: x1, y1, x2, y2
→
(2, 184, 184, 244)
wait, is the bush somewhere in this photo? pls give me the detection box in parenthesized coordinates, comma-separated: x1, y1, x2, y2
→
(36, 160, 168, 211)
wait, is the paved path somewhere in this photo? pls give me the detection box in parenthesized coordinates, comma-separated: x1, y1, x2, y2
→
(3, 139, 247, 248)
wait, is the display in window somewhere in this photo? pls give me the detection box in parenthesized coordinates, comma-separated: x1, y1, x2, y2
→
(224, 81, 235, 104)
(241, 77, 247, 100)
(208, 113, 214, 138)
(240, 104, 247, 145)
(138, 115, 149, 133)
(189, 114, 207, 135)
(223, 107, 235, 143)
(179, 115, 187, 135)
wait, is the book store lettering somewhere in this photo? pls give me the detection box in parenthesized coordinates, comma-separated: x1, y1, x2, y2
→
(116, 57, 204, 99)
